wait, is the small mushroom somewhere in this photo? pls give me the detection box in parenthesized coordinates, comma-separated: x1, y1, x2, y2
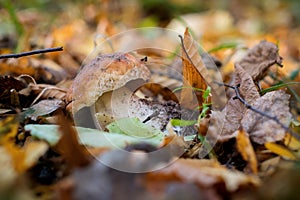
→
(67, 52, 151, 113)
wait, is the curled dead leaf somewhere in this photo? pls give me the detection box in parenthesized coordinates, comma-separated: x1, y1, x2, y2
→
(209, 64, 260, 141)
(237, 40, 282, 81)
(241, 90, 292, 144)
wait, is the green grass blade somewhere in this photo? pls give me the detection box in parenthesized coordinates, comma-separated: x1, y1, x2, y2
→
(260, 82, 300, 95)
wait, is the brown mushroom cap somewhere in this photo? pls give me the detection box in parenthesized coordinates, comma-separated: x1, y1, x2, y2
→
(68, 52, 151, 112)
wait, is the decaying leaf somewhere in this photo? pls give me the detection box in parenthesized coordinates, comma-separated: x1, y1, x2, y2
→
(55, 115, 91, 169)
(147, 158, 260, 192)
(23, 99, 65, 120)
(241, 90, 292, 144)
(29, 83, 68, 103)
(236, 128, 258, 174)
(180, 28, 208, 108)
(234, 64, 260, 104)
(209, 64, 260, 141)
(237, 40, 282, 81)
(67, 52, 151, 112)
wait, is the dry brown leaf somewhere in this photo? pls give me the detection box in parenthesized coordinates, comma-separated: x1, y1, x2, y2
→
(234, 64, 260, 104)
(242, 90, 292, 144)
(236, 128, 258, 174)
(25, 99, 65, 120)
(67, 52, 151, 112)
(29, 83, 67, 102)
(147, 158, 260, 192)
(55, 114, 91, 169)
(180, 28, 208, 109)
(210, 64, 260, 141)
(237, 40, 282, 81)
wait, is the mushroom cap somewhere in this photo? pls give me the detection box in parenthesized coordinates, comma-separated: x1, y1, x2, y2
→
(68, 52, 151, 112)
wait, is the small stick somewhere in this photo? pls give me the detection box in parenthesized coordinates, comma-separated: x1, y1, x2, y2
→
(0, 47, 63, 59)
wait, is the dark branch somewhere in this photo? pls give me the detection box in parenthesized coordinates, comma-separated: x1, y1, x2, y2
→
(0, 47, 63, 59)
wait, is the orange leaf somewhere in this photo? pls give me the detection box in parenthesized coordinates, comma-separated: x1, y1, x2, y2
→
(55, 114, 91, 169)
(236, 128, 258, 174)
(180, 28, 208, 109)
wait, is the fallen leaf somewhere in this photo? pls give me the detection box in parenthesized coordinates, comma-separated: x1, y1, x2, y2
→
(284, 133, 300, 151)
(5, 140, 48, 173)
(147, 158, 260, 192)
(236, 128, 258, 174)
(23, 99, 65, 120)
(29, 83, 68, 103)
(209, 64, 259, 141)
(106, 117, 164, 139)
(234, 64, 260, 104)
(55, 115, 91, 169)
(264, 142, 297, 160)
(25, 124, 164, 148)
(0, 147, 18, 190)
(241, 90, 292, 144)
(259, 156, 280, 177)
(237, 40, 282, 81)
(180, 28, 208, 109)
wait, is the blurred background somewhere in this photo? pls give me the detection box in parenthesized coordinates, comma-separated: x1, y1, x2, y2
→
(0, 0, 299, 94)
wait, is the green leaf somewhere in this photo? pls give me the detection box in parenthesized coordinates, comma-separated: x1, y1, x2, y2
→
(24, 124, 164, 148)
(260, 82, 300, 95)
(170, 119, 197, 127)
(202, 86, 211, 99)
(106, 117, 164, 139)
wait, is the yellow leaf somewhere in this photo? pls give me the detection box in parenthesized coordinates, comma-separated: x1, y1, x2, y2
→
(4, 140, 48, 174)
(265, 142, 297, 160)
(0, 116, 19, 144)
(284, 133, 300, 151)
(0, 116, 48, 173)
(236, 129, 258, 174)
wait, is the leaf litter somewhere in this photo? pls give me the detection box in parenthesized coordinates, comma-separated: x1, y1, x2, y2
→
(0, 2, 300, 199)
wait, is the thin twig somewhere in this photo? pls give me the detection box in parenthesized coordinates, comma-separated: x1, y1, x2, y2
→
(218, 82, 300, 141)
(0, 47, 63, 59)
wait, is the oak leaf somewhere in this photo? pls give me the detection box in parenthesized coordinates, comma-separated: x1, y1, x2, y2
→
(241, 90, 292, 144)
(237, 40, 282, 81)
